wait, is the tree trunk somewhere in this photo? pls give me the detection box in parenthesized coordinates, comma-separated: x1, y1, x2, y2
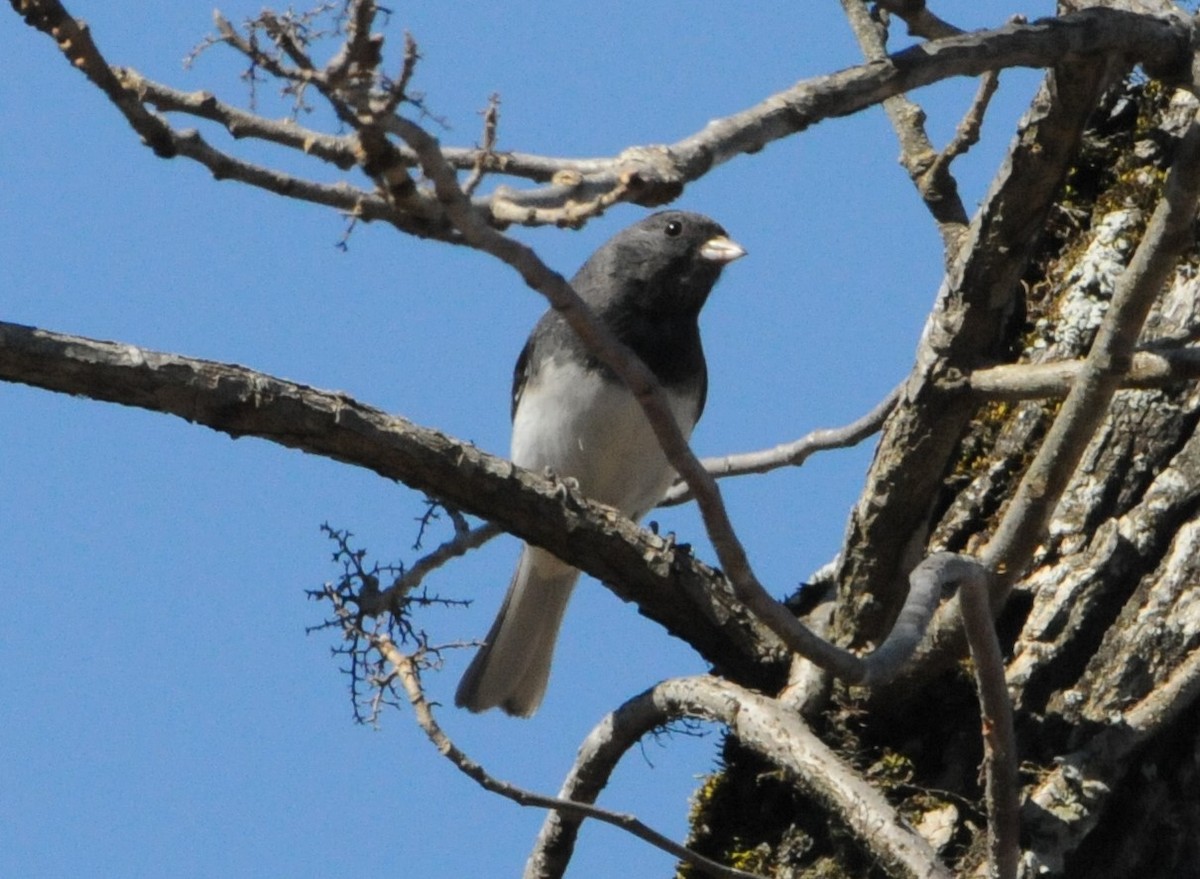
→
(684, 77, 1200, 879)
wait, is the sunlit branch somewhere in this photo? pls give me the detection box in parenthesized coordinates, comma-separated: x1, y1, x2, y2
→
(530, 676, 952, 879)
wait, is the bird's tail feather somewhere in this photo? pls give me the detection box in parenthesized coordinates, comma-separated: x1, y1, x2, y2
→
(455, 547, 578, 717)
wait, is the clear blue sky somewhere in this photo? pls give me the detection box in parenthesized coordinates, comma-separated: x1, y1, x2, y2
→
(2, 3, 1048, 876)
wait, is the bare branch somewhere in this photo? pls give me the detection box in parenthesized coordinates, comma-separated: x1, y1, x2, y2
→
(529, 677, 952, 879)
(370, 635, 763, 879)
(462, 92, 501, 197)
(957, 560, 1020, 879)
(660, 383, 902, 506)
(0, 314, 965, 696)
(9, 0, 178, 158)
(118, 71, 358, 167)
(965, 346, 1200, 399)
(925, 70, 1001, 188)
(10, 1, 1192, 230)
(0, 320, 784, 679)
(839, 0, 970, 254)
(859, 552, 968, 687)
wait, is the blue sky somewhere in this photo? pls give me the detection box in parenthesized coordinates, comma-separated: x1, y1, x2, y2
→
(2, 3, 1050, 876)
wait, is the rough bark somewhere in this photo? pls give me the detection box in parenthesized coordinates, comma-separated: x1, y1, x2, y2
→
(685, 78, 1200, 879)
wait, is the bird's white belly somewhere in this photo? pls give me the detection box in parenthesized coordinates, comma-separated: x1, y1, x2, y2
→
(511, 359, 698, 520)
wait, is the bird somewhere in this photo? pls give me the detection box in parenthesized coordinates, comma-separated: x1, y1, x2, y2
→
(455, 210, 745, 716)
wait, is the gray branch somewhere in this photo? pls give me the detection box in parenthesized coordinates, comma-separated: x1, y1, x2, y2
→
(0, 320, 784, 682)
(11, 0, 1193, 230)
(528, 676, 952, 879)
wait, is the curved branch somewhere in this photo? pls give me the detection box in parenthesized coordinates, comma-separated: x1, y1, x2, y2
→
(0, 316, 981, 700)
(859, 552, 967, 687)
(528, 676, 952, 879)
(367, 633, 762, 879)
(0, 320, 783, 681)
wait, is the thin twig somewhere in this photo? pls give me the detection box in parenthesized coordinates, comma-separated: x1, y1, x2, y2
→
(924, 70, 1001, 187)
(463, 92, 501, 197)
(661, 383, 902, 506)
(377, 522, 501, 611)
(839, 0, 969, 256)
(372, 636, 764, 879)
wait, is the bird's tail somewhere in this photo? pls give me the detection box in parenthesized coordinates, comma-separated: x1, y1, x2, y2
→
(455, 546, 579, 717)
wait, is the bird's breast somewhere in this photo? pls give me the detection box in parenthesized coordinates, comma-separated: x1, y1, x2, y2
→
(511, 359, 700, 520)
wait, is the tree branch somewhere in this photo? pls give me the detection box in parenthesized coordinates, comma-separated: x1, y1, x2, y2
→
(660, 382, 902, 506)
(0, 317, 969, 697)
(529, 676, 952, 879)
(831, 49, 1125, 650)
(10, 0, 1192, 229)
(361, 629, 762, 879)
(0, 320, 785, 681)
(839, 0, 970, 256)
(965, 346, 1200, 399)
(957, 560, 1020, 879)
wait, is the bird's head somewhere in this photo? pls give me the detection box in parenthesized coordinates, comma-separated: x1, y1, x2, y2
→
(582, 210, 745, 316)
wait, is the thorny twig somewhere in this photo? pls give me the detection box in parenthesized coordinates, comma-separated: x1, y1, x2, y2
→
(310, 526, 471, 723)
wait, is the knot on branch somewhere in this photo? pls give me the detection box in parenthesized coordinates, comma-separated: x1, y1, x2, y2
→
(616, 145, 685, 206)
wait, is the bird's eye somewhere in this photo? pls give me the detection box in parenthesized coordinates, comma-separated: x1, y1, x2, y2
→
(664, 220, 683, 237)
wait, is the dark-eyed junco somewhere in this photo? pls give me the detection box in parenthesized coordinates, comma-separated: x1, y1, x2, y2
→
(455, 210, 745, 716)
